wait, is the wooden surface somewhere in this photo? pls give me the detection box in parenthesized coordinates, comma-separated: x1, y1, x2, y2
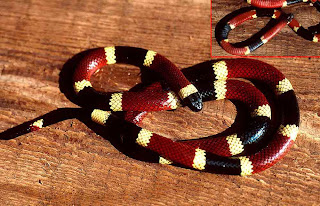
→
(0, 0, 319, 205)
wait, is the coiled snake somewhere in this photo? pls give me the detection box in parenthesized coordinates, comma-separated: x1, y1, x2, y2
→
(0, 46, 300, 176)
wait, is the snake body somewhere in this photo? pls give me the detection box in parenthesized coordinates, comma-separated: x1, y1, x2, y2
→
(73, 47, 202, 112)
(1, 46, 299, 175)
(248, 0, 320, 9)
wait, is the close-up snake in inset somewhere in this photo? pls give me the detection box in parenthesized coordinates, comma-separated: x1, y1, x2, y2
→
(215, 0, 320, 55)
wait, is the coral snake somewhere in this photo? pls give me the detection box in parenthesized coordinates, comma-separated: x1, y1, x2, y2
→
(215, 0, 320, 55)
(0, 46, 300, 176)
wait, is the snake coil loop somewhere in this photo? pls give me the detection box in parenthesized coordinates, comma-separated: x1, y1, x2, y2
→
(216, 8, 293, 55)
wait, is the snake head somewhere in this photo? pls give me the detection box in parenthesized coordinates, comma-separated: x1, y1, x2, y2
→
(285, 13, 294, 23)
(184, 93, 203, 112)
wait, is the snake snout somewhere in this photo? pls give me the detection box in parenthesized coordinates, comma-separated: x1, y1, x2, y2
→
(184, 93, 203, 112)
(286, 13, 294, 23)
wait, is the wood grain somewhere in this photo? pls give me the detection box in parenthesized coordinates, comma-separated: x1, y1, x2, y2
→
(0, 0, 319, 205)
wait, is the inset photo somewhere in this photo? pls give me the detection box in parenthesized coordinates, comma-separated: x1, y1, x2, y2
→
(211, 0, 320, 57)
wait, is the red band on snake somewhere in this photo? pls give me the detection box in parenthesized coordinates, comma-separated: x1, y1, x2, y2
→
(0, 47, 299, 176)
